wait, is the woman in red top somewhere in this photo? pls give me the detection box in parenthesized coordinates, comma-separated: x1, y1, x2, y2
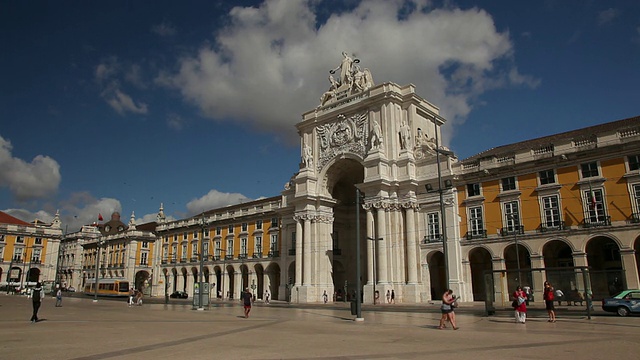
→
(543, 281, 557, 322)
(513, 286, 527, 324)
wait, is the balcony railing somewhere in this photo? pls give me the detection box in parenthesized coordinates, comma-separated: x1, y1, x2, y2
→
(288, 248, 296, 255)
(190, 256, 199, 262)
(539, 221, 566, 232)
(180, 258, 187, 263)
(170, 259, 177, 264)
(423, 235, 442, 244)
(268, 250, 279, 258)
(582, 216, 611, 228)
(12, 257, 23, 263)
(238, 253, 247, 259)
(500, 225, 525, 236)
(225, 254, 234, 260)
(161, 259, 168, 264)
(252, 252, 263, 259)
(465, 230, 487, 240)
(630, 213, 640, 223)
(212, 255, 221, 261)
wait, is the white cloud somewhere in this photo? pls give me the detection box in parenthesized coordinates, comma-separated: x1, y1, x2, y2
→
(0, 135, 61, 201)
(166, 113, 186, 131)
(158, 0, 536, 144)
(96, 58, 149, 115)
(186, 189, 251, 215)
(597, 8, 619, 26)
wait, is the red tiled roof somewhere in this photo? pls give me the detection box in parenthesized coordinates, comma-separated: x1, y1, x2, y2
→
(0, 211, 31, 226)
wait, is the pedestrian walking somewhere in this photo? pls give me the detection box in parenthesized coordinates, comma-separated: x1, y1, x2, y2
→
(242, 288, 253, 318)
(390, 289, 395, 304)
(265, 289, 270, 304)
(513, 286, 527, 324)
(30, 282, 45, 323)
(438, 289, 458, 330)
(386, 290, 391, 304)
(128, 288, 135, 306)
(543, 281, 556, 322)
(55, 288, 63, 307)
(322, 290, 328, 303)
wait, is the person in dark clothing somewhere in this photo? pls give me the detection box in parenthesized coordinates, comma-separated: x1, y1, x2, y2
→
(242, 288, 253, 318)
(30, 282, 45, 323)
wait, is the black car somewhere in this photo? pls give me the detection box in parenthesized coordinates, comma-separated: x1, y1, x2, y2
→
(170, 291, 189, 299)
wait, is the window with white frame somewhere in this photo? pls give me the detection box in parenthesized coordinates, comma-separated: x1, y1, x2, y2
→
(32, 248, 41, 262)
(504, 201, 520, 232)
(228, 224, 234, 233)
(183, 232, 188, 240)
(0, 247, 3, 260)
(584, 188, 606, 223)
(203, 241, 209, 257)
(16, 236, 23, 243)
(426, 212, 441, 241)
(270, 234, 278, 253)
(181, 244, 187, 260)
(215, 241, 222, 257)
(14, 247, 23, 261)
(241, 222, 248, 232)
(193, 230, 198, 239)
(580, 162, 599, 178)
(254, 236, 262, 254)
(35, 237, 42, 245)
(240, 238, 247, 256)
(539, 169, 556, 185)
(192, 241, 198, 257)
(467, 183, 480, 197)
(542, 195, 561, 228)
(172, 245, 177, 260)
(204, 228, 209, 237)
(141, 252, 148, 265)
(227, 239, 234, 258)
(271, 217, 278, 227)
(628, 155, 640, 171)
(256, 220, 263, 229)
(173, 234, 178, 242)
(632, 184, 640, 215)
(163, 246, 168, 260)
(501, 177, 516, 191)
(216, 227, 221, 236)
(469, 207, 484, 236)
(142, 241, 149, 249)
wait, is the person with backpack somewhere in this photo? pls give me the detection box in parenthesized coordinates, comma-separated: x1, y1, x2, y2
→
(30, 282, 45, 323)
(543, 281, 556, 322)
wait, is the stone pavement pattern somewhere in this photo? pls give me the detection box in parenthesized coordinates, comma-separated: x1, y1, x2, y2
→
(1, 294, 639, 360)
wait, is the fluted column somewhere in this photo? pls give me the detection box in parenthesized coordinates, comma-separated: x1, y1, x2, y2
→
(295, 218, 303, 286)
(376, 204, 388, 283)
(366, 207, 374, 285)
(303, 216, 312, 285)
(405, 203, 418, 284)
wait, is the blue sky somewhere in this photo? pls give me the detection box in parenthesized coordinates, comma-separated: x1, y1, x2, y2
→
(1, 0, 638, 231)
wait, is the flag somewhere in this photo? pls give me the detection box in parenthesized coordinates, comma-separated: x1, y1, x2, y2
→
(98, 213, 103, 221)
(588, 183, 596, 209)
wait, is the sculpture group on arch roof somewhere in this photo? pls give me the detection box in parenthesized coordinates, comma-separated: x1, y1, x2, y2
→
(320, 52, 374, 106)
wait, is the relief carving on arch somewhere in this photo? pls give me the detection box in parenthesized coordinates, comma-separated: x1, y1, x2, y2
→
(316, 113, 368, 171)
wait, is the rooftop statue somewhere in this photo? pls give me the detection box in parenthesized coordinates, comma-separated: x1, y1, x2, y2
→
(320, 52, 374, 106)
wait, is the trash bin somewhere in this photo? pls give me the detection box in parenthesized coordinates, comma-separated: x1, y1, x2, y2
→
(350, 300, 357, 315)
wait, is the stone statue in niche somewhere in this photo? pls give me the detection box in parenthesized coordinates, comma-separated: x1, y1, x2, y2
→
(370, 118, 383, 150)
(303, 142, 314, 169)
(399, 120, 411, 150)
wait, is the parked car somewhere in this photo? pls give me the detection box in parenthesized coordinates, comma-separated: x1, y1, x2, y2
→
(170, 291, 189, 299)
(601, 289, 640, 316)
(66, 287, 76, 292)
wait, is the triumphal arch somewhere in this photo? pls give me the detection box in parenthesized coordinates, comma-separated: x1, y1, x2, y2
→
(279, 53, 464, 304)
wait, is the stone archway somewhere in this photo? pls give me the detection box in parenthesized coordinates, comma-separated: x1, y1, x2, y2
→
(504, 243, 531, 290)
(469, 247, 492, 301)
(265, 262, 280, 300)
(542, 240, 575, 292)
(428, 251, 445, 299)
(325, 158, 366, 300)
(586, 236, 623, 298)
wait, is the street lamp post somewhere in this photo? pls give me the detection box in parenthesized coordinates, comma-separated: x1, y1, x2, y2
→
(93, 240, 103, 302)
(425, 123, 454, 289)
(507, 213, 522, 287)
(197, 213, 206, 310)
(366, 235, 382, 304)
